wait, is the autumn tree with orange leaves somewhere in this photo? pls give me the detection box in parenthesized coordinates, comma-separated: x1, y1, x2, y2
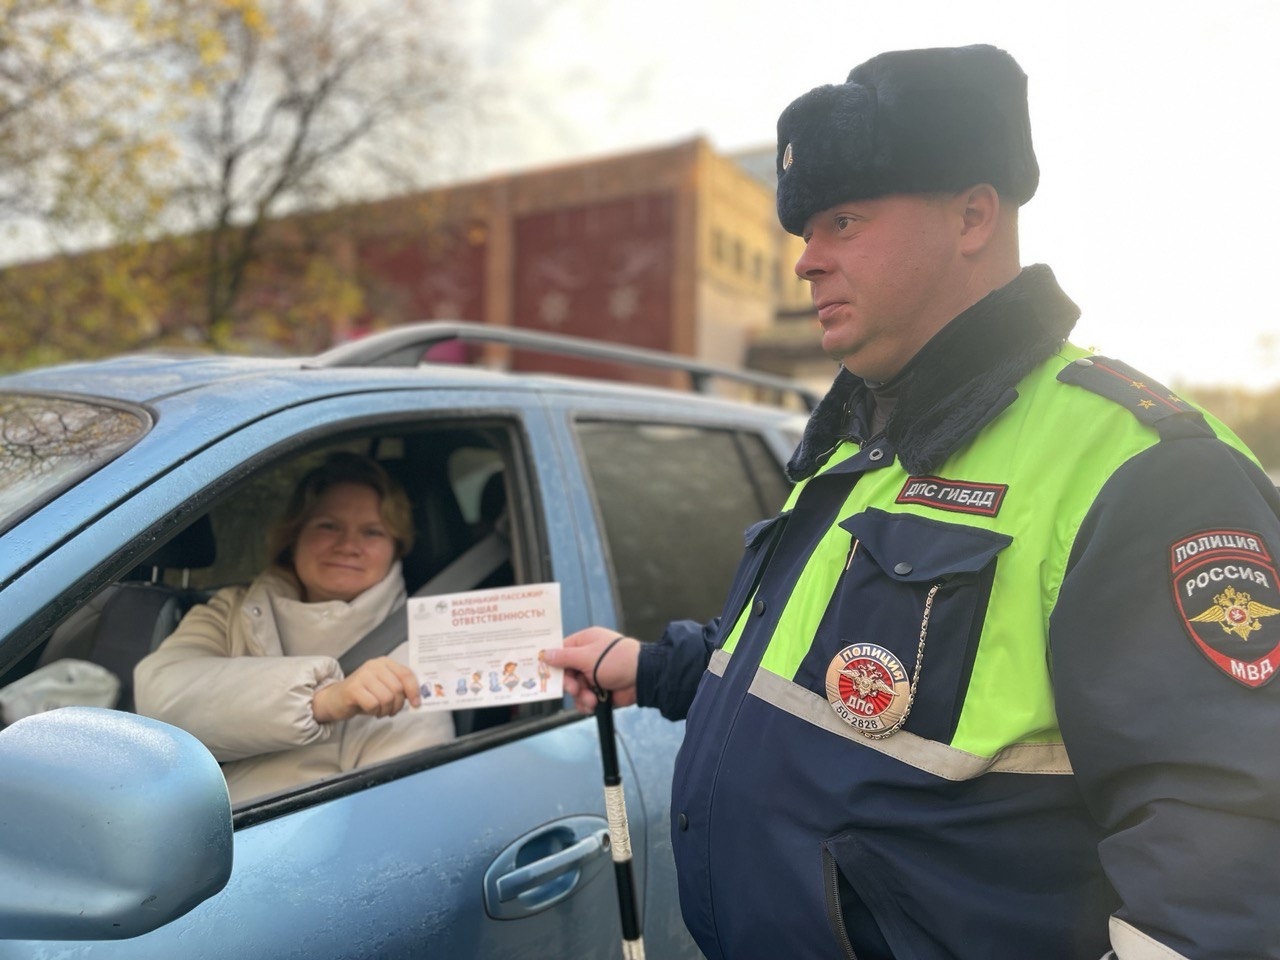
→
(0, 0, 471, 366)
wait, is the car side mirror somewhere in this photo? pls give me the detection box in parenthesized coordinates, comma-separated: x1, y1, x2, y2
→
(0, 707, 232, 940)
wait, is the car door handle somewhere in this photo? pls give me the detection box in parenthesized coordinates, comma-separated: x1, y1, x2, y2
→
(494, 829, 608, 902)
(483, 815, 612, 920)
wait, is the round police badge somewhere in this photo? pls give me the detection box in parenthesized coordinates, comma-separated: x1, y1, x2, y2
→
(825, 643, 911, 735)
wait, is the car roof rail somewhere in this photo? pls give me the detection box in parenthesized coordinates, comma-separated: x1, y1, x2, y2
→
(308, 321, 820, 411)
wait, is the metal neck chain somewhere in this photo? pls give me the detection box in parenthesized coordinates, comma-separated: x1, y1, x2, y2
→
(861, 582, 939, 741)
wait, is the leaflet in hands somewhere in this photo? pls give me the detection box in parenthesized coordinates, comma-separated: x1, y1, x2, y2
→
(407, 583, 563, 710)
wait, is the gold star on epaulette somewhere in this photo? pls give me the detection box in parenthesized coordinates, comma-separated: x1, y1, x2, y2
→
(1138, 399, 1155, 409)
(1130, 380, 1146, 389)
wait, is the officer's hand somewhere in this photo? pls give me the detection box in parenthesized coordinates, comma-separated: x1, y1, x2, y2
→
(542, 626, 640, 715)
(312, 656, 422, 723)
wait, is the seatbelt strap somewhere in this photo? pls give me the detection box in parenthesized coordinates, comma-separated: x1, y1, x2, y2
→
(337, 523, 510, 675)
(415, 527, 510, 596)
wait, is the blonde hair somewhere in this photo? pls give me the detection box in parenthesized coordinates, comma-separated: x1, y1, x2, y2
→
(267, 452, 414, 569)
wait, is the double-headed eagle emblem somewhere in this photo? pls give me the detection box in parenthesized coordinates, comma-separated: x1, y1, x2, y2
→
(1189, 586, 1280, 641)
(840, 664, 895, 701)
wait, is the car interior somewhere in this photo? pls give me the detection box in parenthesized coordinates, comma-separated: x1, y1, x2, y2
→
(0, 420, 554, 762)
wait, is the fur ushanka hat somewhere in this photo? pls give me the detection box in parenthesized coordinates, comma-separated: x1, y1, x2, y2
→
(775, 44, 1039, 236)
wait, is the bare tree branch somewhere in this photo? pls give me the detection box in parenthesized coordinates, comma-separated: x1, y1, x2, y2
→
(158, 0, 471, 344)
(0, 0, 474, 363)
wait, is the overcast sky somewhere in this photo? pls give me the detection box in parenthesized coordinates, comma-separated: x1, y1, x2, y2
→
(461, 0, 1280, 390)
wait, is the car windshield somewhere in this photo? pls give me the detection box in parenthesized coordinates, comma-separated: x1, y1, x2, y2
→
(0, 393, 150, 531)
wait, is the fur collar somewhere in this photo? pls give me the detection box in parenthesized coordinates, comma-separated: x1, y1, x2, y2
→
(787, 264, 1079, 480)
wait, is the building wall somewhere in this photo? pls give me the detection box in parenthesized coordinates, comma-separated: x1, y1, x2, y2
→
(357, 231, 488, 327)
(695, 142, 776, 372)
(1, 137, 827, 388)
(511, 193, 676, 385)
(335, 138, 827, 387)
(333, 141, 704, 386)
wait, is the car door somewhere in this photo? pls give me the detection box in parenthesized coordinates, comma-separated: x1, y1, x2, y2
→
(0, 385, 697, 959)
(533, 389, 797, 946)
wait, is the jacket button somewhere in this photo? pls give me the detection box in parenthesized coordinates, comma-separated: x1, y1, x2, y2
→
(893, 562, 913, 575)
(251, 606, 262, 617)
(1074, 357, 1094, 367)
(678, 813, 689, 831)
(752, 599, 767, 616)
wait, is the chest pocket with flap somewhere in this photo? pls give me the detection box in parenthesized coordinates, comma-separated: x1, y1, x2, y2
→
(794, 507, 1012, 744)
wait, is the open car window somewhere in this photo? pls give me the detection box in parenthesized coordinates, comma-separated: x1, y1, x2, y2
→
(1, 418, 557, 813)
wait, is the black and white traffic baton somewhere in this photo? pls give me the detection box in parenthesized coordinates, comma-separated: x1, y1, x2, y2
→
(592, 636, 645, 959)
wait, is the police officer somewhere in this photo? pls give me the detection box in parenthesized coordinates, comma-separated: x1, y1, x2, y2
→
(543, 44, 1280, 959)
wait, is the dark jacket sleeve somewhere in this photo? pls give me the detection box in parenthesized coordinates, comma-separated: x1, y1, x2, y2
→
(635, 617, 720, 721)
(1050, 435, 1280, 959)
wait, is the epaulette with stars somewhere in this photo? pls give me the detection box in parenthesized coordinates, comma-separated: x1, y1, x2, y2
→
(1057, 355, 1214, 440)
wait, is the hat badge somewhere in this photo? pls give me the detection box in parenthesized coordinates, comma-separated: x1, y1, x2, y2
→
(781, 142, 794, 171)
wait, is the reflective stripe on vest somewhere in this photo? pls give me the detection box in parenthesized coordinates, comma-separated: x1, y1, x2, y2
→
(710, 344, 1215, 768)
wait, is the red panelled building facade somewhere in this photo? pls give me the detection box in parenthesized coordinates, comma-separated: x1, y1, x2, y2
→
(1, 138, 830, 392)
(334, 138, 827, 391)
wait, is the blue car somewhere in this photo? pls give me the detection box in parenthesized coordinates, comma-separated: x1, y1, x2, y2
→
(0, 324, 808, 958)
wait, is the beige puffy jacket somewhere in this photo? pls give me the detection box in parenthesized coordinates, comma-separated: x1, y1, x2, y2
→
(134, 562, 454, 804)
